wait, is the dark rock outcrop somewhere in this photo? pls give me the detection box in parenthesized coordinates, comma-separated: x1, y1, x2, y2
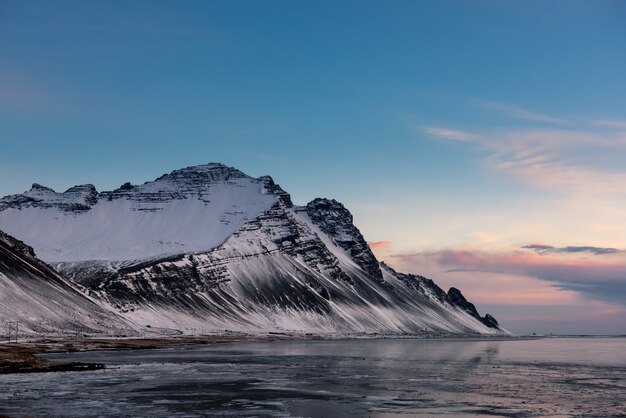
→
(447, 287, 499, 329)
(259, 176, 293, 207)
(380, 262, 448, 302)
(306, 198, 383, 282)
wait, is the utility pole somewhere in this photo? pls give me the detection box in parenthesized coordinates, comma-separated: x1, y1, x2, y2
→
(5, 322, 19, 343)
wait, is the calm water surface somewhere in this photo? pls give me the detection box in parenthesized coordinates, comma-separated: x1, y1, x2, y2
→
(1, 337, 625, 417)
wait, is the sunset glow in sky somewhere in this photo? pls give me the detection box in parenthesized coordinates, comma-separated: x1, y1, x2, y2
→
(1, 1, 626, 334)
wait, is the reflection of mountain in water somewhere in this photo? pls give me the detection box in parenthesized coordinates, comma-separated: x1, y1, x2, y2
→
(3, 338, 622, 417)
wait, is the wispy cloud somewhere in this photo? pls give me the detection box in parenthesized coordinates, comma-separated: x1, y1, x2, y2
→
(420, 126, 478, 142)
(387, 251, 583, 306)
(489, 154, 626, 196)
(474, 99, 568, 124)
(522, 244, 621, 255)
(593, 119, 626, 129)
(424, 100, 626, 196)
(421, 121, 626, 197)
(392, 246, 626, 306)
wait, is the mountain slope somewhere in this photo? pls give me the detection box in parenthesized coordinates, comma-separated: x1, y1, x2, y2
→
(0, 163, 503, 335)
(0, 230, 133, 336)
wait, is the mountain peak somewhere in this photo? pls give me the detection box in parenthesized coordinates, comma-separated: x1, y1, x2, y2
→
(30, 183, 55, 192)
(157, 163, 249, 183)
(62, 184, 99, 206)
(259, 175, 292, 207)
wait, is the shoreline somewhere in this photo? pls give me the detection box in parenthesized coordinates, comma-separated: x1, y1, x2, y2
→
(0, 333, 318, 374)
(6, 333, 622, 376)
(0, 332, 546, 375)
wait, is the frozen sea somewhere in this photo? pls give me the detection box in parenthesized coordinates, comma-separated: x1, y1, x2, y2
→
(1, 337, 625, 417)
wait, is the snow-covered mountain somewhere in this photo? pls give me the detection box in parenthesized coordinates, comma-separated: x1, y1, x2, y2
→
(0, 230, 133, 336)
(0, 165, 278, 262)
(0, 163, 503, 335)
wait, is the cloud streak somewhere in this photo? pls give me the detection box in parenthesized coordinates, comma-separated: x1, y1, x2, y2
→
(421, 117, 626, 197)
(522, 244, 621, 255)
(475, 99, 568, 124)
(391, 245, 626, 305)
(593, 119, 626, 129)
(420, 126, 478, 142)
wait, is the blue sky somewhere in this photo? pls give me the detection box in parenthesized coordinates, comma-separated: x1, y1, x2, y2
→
(2, 1, 626, 334)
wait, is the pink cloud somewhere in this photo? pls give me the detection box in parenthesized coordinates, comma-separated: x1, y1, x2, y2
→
(368, 240, 392, 250)
(388, 252, 576, 305)
(368, 240, 392, 257)
(390, 246, 626, 306)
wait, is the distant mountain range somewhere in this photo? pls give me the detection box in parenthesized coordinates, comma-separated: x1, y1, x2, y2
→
(0, 163, 502, 336)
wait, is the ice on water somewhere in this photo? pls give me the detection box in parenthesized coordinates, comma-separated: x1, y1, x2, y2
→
(1, 337, 624, 417)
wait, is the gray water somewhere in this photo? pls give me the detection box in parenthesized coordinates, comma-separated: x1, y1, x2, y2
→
(1, 337, 625, 417)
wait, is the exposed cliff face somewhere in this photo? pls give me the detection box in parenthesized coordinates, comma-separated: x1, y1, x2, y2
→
(379, 262, 449, 302)
(0, 230, 133, 336)
(0, 230, 36, 259)
(306, 198, 383, 283)
(257, 176, 293, 207)
(447, 287, 499, 329)
(0, 164, 503, 335)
